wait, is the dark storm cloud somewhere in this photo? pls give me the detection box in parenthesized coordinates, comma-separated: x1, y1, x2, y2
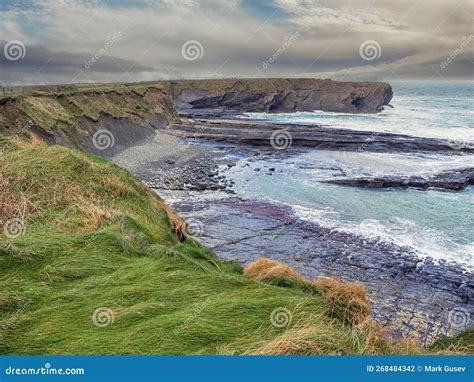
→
(0, 41, 164, 85)
(0, 0, 472, 85)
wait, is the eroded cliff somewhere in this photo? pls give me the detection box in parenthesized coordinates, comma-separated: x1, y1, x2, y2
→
(166, 78, 393, 114)
(0, 78, 392, 156)
(0, 85, 179, 156)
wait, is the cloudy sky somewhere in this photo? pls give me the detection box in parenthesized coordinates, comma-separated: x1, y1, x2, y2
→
(0, 0, 472, 85)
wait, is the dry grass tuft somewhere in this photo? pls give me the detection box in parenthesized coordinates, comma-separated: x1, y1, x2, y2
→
(30, 134, 45, 147)
(243, 258, 303, 282)
(146, 187, 186, 241)
(354, 320, 420, 355)
(0, 173, 32, 227)
(76, 199, 114, 230)
(253, 326, 326, 355)
(251, 318, 347, 355)
(164, 205, 187, 241)
(244, 258, 371, 326)
(101, 176, 133, 197)
(12, 134, 45, 149)
(312, 277, 371, 326)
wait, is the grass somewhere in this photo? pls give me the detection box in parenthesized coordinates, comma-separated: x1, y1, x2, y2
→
(0, 85, 178, 137)
(430, 327, 474, 354)
(0, 139, 469, 355)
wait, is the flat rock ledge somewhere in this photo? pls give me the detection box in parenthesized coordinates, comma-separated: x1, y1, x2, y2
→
(167, 120, 474, 155)
(164, 196, 473, 347)
(324, 168, 474, 191)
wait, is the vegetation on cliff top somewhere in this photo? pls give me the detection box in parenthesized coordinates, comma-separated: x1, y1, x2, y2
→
(0, 138, 468, 355)
(0, 85, 178, 137)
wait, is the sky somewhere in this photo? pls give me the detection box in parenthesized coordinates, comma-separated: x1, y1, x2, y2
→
(0, 0, 473, 85)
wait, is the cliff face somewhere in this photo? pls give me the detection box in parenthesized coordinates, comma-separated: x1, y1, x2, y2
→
(0, 86, 179, 156)
(167, 78, 393, 114)
(0, 78, 393, 154)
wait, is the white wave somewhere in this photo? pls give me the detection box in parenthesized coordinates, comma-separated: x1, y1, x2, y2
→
(292, 204, 474, 271)
(243, 108, 474, 141)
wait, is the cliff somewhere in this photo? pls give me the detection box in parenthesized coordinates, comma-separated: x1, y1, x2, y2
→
(0, 78, 392, 155)
(165, 78, 393, 114)
(0, 84, 179, 156)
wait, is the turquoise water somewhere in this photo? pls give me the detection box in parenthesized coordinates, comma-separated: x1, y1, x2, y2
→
(232, 82, 474, 269)
(245, 81, 474, 142)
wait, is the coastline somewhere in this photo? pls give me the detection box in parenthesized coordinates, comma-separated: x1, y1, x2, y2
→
(110, 121, 473, 346)
(1, 79, 472, 351)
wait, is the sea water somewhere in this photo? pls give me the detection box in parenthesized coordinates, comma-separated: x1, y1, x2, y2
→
(232, 82, 474, 270)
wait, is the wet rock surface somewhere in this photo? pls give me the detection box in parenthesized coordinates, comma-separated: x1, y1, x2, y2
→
(112, 121, 473, 347)
(163, 195, 473, 346)
(324, 168, 474, 191)
(167, 118, 474, 154)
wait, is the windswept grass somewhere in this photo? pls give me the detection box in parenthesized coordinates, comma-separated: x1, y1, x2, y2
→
(0, 86, 178, 137)
(0, 140, 467, 355)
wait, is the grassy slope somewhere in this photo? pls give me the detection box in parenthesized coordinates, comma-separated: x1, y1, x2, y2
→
(0, 85, 178, 136)
(0, 139, 468, 355)
(430, 328, 474, 354)
(1, 80, 292, 101)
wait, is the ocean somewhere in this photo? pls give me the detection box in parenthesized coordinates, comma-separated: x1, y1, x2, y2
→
(228, 81, 474, 270)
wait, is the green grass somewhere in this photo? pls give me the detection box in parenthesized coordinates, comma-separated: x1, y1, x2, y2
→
(0, 140, 467, 355)
(0, 85, 178, 140)
(430, 328, 474, 354)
